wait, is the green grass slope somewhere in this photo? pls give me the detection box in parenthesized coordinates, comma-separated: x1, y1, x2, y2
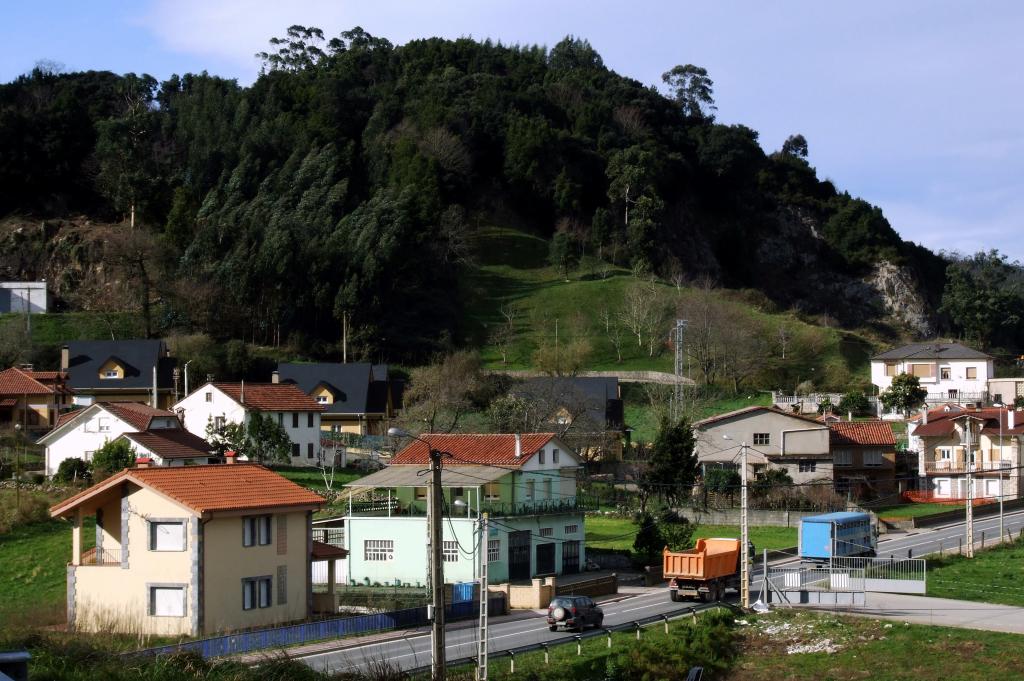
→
(460, 225, 877, 390)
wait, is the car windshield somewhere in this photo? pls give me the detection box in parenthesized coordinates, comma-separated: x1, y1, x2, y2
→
(549, 598, 575, 608)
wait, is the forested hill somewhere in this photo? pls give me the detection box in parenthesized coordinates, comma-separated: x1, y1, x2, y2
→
(0, 28, 959, 360)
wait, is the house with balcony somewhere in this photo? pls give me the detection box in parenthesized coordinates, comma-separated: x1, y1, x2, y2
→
(61, 340, 177, 409)
(342, 433, 587, 586)
(907, 406, 1023, 501)
(828, 421, 898, 498)
(38, 402, 194, 476)
(871, 342, 993, 412)
(174, 382, 324, 466)
(0, 366, 72, 430)
(694, 406, 833, 485)
(49, 463, 325, 635)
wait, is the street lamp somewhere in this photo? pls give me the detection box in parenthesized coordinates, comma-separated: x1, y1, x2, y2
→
(387, 427, 447, 681)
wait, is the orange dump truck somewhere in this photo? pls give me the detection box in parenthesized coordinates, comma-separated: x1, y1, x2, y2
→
(663, 538, 742, 602)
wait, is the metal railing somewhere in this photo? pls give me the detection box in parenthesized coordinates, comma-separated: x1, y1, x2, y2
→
(830, 556, 926, 593)
(924, 459, 1011, 474)
(348, 496, 597, 518)
(767, 566, 865, 593)
(80, 547, 121, 566)
(313, 528, 345, 546)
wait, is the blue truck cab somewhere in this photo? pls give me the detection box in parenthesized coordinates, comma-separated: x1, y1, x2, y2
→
(798, 511, 876, 561)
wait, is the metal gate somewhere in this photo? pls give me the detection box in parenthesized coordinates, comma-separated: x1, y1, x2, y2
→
(562, 540, 580, 574)
(831, 557, 926, 594)
(536, 543, 555, 575)
(508, 531, 531, 580)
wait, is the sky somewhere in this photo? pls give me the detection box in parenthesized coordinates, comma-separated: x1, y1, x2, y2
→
(2, 1, 1022, 260)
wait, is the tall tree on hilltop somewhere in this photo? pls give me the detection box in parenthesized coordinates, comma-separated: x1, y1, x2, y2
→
(661, 64, 716, 120)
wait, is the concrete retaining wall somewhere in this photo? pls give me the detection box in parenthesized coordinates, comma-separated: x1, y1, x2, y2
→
(673, 507, 826, 527)
(912, 497, 1024, 528)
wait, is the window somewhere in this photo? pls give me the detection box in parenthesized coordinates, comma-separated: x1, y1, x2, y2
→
(488, 539, 500, 562)
(205, 392, 213, 403)
(543, 479, 552, 500)
(884, 363, 898, 377)
(564, 524, 579, 534)
(242, 577, 272, 610)
(453, 487, 464, 497)
(83, 450, 94, 462)
(833, 450, 852, 467)
(243, 516, 272, 547)
(307, 413, 314, 427)
(277, 413, 284, 427)
(291, 443, 300, 458)
(909, 363, 934, 378)
(213, 416, 226, 430)
(149, 521, 186, 551)
(552, 449, 560, 464)
(103, 369, 119, 379)
(966, 367, 978, 380)
(365, 539, 394, 561)
(539, 527, 553, 537)
(415, 487, 427, 500)
(150, 586, 186, 617)
(316, 395, 328, 404)
(97, 417, 110, 433)
(753, 433, 770, 446)
(938, 447, 953, 461)
(538, 449, 545, 465)
(484, 483, 500, 501)
(525, 480, 535, 500)
(940, 367, 951, 380)
(290, 412, 297, 428)
(798, 460, 817, 473)
(307, 443, 314, 459)
(864, 450, 883, 467)
(443, 540, 459, 562)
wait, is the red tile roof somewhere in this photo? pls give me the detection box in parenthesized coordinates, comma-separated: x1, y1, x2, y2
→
(912, 407, 1024, 438)
(51, 464, 324, 517)
(121, 429, 213, 460)
(101, 402, 176, 431)
(0, 367, 52, 395)
(214, 383, 324, 412)
(390, 433, 556, 467)
(54, 410, 78, 429)
(829, 421, 896, 447)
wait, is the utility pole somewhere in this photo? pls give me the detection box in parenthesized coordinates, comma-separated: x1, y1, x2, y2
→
(1000, 409, 1005, 542)
(740, 441, 750, 609)
(428, 447, 446, 681)
(670, 319, 688, 422)
(342, 311, 349, 364)
(965, 421, 975, 558)
(477, 512, 489, 681)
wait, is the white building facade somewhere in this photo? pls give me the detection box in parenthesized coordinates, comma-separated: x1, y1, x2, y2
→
(0, 281, 47, 313)
(174, 382, 324, 466)
(871, 342, 993, 409)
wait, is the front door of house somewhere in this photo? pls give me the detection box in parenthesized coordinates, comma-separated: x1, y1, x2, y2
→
(536, 543, 555, 575)
(508, 531, 531, 581)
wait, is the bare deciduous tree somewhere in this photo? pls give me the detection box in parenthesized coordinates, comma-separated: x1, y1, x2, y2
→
(402, 351, 485, 433)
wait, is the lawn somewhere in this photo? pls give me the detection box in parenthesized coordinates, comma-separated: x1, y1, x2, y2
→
(871, 502, 974, 520)
(271, 465, 365, 491)
(728, 610, 1024, 681)
(584, 515, 796, 553)
(927, 536, 1024, 607)
(0, 516, 89, 626)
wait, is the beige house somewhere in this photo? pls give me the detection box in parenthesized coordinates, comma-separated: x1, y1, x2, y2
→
(694, 406, 832, 484)
(50, 463, 324, 636)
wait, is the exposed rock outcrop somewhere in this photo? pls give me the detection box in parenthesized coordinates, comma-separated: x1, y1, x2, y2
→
(868, 261, 935, 337)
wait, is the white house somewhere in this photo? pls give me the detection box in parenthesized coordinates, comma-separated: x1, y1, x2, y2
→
(174, 382, 325, 466)
(38, 402, 186, 476)
(0, 281, 47, 313)
(871, 342, 993, 409)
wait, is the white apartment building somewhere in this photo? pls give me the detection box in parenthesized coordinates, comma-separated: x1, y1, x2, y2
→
(871, 342, 992, 409)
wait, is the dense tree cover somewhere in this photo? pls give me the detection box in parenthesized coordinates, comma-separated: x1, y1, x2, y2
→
(940, 250, 1024, 348)
(0, 30, 952, 359)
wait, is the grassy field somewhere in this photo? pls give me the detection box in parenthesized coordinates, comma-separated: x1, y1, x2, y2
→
(584, 515, 797, 553)
(271, 465, 365, 491)
(0, 516, 88, 626)
(927, 535, 1024, 606)
(461, 225, 876, 389)
(871, 502, 973, 520)
(728, 610, 1024, 681)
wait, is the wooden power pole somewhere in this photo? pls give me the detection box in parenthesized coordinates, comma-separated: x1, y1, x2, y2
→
(428, 448, 446, 680)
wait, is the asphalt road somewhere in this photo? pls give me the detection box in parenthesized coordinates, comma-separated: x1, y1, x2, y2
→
(299, 507, 1024, 674)
(299, 587, 715, 675)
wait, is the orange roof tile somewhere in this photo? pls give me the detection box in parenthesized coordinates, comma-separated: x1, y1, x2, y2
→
(390, 433, 556, 467)
(51, 464, 324, 517)
(101, 402, 176, 431)
(214, 383, 324, 412)
(829, 421, 896, 447)
(0, 367, 52, 395)
(121, 430, 213, 460)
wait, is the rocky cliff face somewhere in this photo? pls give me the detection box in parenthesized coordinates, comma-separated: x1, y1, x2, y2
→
(867, 261, 935, 337)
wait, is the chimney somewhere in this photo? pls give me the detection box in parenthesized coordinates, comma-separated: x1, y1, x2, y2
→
(152, 366, 158, 408)
(923, 409, 928, 425)
(514, 433, 522, 459)
(1010, 410, 1016, 430)
(225, 450, 237, 465)
(240, 380, 245, 405)
(60, 345, 69, 372)
(271, 370, 280, 384)
(135, 457, 152, 468)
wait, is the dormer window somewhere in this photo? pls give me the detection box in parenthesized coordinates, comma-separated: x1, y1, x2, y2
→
(102, 369, 119, 379)
(316, 395, 328, 404)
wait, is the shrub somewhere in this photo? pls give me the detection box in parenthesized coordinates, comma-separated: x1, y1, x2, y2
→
(90, 439, 137, 479)
(632, 511, 665, 565)
(604, 608, 737, 680)
(838, 391, 871, 416)
(704, 467, 740, 495)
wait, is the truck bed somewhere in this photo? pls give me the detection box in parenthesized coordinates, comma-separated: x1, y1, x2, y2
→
(663, 538, 740, 581)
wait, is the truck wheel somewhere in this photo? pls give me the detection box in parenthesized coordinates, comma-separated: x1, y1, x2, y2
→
(670, 591, 679, 602)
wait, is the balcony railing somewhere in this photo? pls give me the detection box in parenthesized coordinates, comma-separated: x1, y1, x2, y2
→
(924, 459, 1012, 475)
(81, 547, 122, 566)
(346, 496, 596, 518)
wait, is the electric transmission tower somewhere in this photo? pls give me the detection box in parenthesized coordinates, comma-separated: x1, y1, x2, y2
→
(670, 319, 688, 422)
